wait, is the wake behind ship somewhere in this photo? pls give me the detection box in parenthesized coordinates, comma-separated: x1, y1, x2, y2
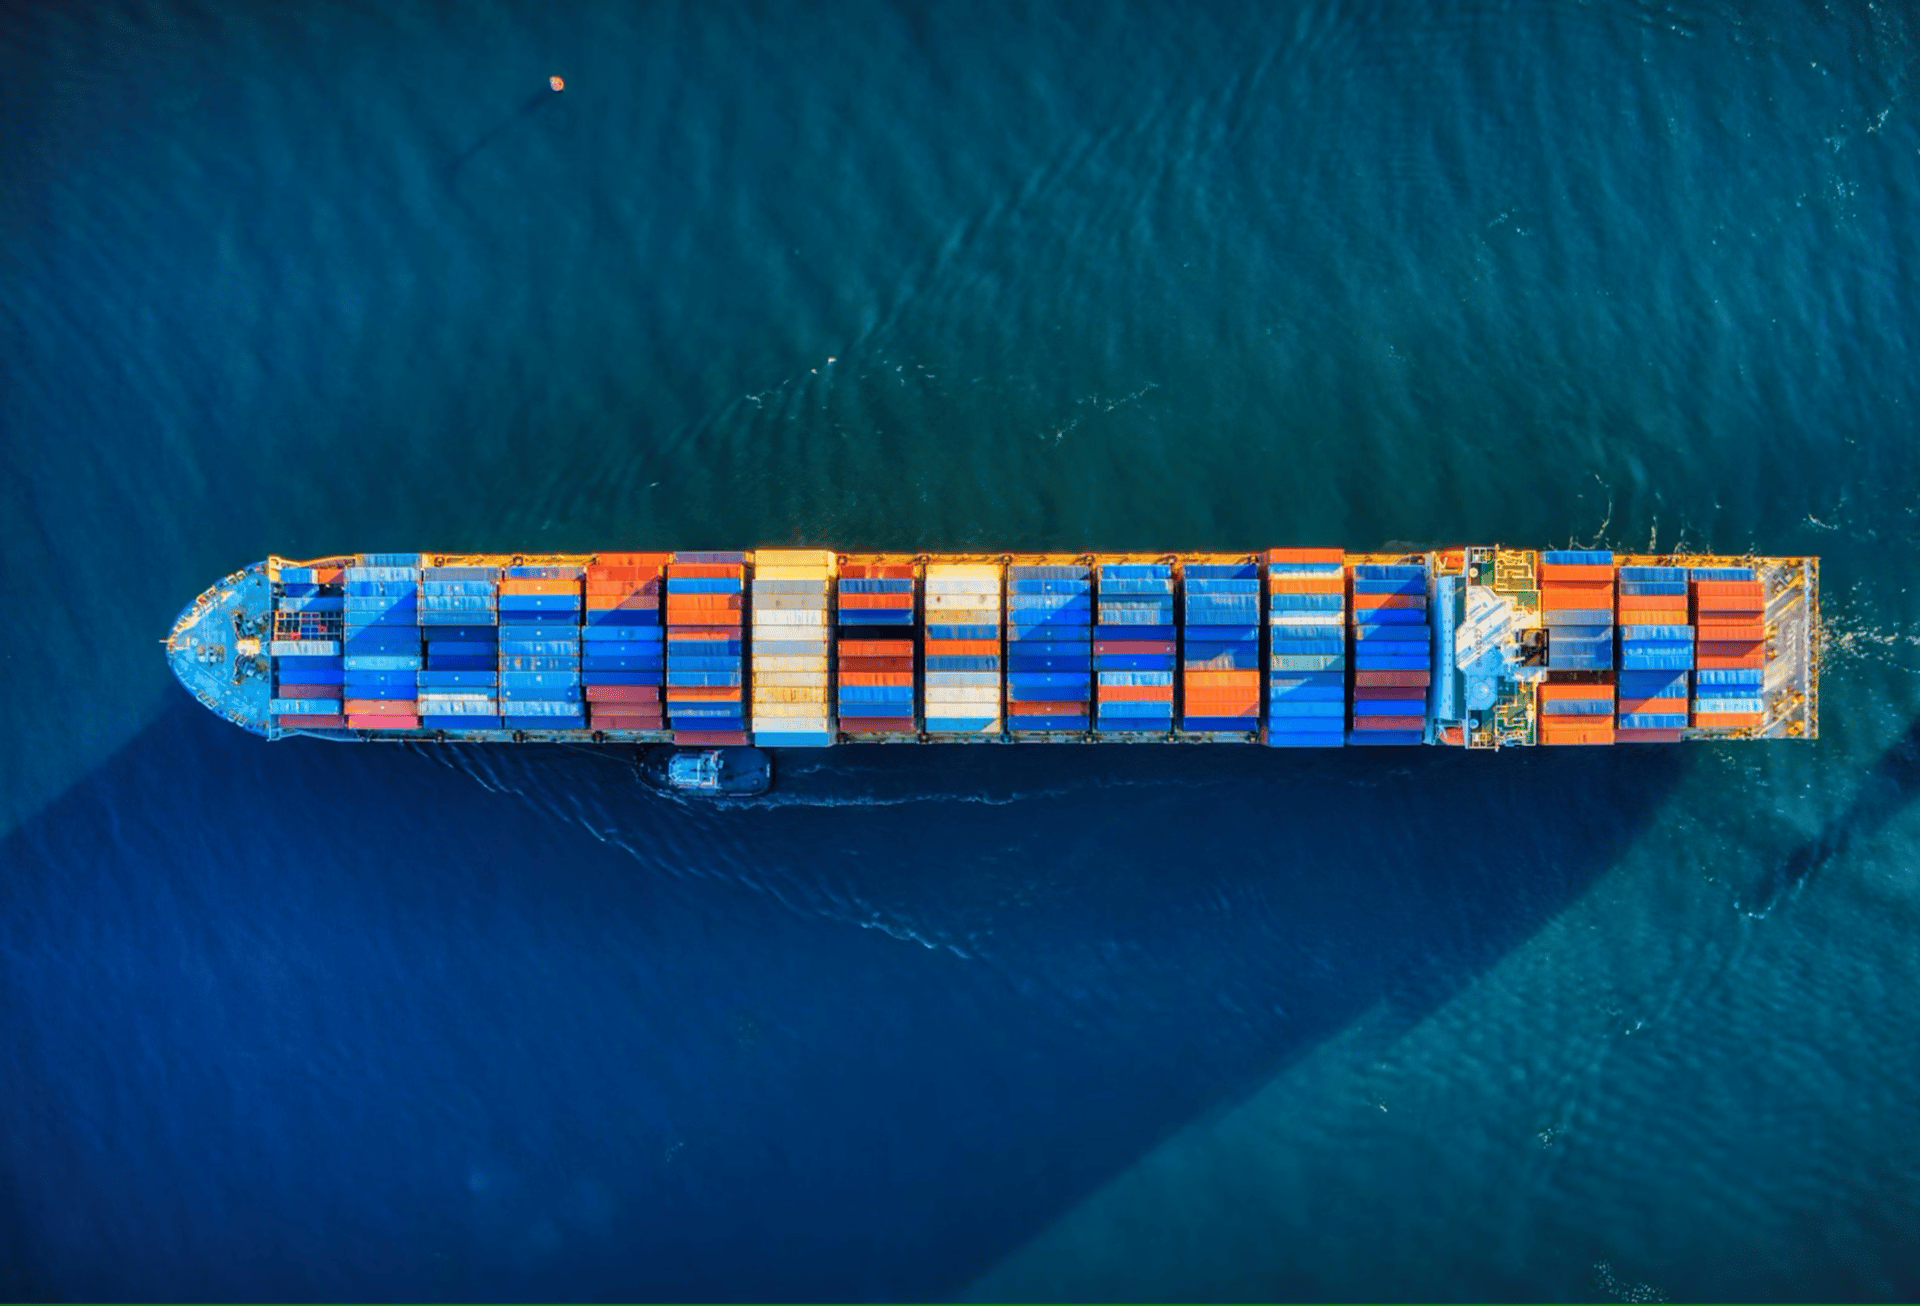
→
(166, 547, 1818, 749)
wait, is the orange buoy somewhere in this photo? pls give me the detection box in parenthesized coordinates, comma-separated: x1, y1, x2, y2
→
(549, 75, 565, 92)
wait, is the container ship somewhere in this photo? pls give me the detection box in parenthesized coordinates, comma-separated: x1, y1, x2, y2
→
(167, 548, 1818, 749)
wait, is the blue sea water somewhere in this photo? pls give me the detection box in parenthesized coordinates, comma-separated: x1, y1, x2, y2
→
(5, 0, 1920, 1299)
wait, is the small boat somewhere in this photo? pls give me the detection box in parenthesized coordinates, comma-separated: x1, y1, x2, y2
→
(638, 746, 771, 798)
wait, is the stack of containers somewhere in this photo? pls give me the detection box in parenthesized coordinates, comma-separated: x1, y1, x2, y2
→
(1265, 548, 1347, 748)
(1180, 561, 1261, 734)
(1007, 563, 1093, 734)
(923, 562, 1003, 736)
(665, 552, 748, 743)
(750, 550, 834, 747)
(498, 565, 584, 732)
(270, 564, 347, 728)
(1349, 561, 1430, 744)
(417, 565, 501, 730)
(1094, 562, 1175, 735)
(342, 555, 423, 731)
(1537, 683, 1617, 745)
(1616, 565, 1693, 742)
(1539, 550, 1616, 670)
(836, 558, 917, 735)
(1691, 566, 1767, 728)
(583, 552, 670, 733)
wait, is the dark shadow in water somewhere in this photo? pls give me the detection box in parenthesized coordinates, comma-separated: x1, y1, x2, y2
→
(447, 90, 557, 178)
(0, 700, 1683, 1302)
(1746, 718, 1920, 916)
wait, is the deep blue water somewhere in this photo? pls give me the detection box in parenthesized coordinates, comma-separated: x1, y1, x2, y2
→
(5, 0, 1920, 1300)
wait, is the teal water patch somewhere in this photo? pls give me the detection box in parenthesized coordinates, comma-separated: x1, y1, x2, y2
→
(5, 0, 1920, 1298)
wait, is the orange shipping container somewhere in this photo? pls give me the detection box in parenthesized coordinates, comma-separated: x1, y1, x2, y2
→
(343, 699, 417, 715)
(666, 624, 741, 639)
(665, 686, 742, 701)
(838, 593, 914, 608)
(1100, 685, 1175, 701)
(1697, 622, 1764, 642)
(1538, 563, 1616, 582)
(586, 565, 660, 582)
(668, 564, 743, 579)
(1693, 580, 1764, 598)
(1186, 670, 1261, 688)
(1266, 548, 1345, 563)
(499, 578, 580, 594)
(1269, 576, 1346, 594)
(1352, 593, 1422, 609)
(1693, 712, 1764, 728)
(1539, 683, 1613, 701)
(925, 640, 999, 656)
(1697, 652, 1766, 669)
(839, 671, 914, 686)
(1539, 722, 1615, 745)
(350, 716, 421, 731)
(596, 552, 673, 568)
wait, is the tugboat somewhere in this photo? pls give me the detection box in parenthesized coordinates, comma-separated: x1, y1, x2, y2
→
(637, 746, 772, 799)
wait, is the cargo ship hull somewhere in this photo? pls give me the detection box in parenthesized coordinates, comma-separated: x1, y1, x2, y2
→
(166, 548, 1818, 748)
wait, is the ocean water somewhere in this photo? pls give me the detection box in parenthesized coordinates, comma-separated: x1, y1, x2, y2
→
(4, 0, 1920, 1299)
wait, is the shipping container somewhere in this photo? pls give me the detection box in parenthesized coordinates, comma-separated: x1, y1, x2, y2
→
(1349, 558, 1431, 743)
(1265, 548, 1346, 747)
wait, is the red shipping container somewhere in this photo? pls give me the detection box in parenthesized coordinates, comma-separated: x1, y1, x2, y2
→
(674, 729, 751, 745)
(1353, 714, 1425, 731)
(839, 657, 915, 674)
(343, 699, 417, 715)
(274, 713, 348, 727)
(843, 717, 915, 732)
(1094, 640, 1176, 655)
(585, 684, 660, 702)
(665, 687, 741, 701)
(1009, 700, 1088, 715)
(591, 714, 664, 730)
(1355, 670, 1431, 687)
(840, 640, 913, 657)
(274, 683, 340, 699)
(1616, 728, 1685, 744)
(1354, 686, 1420, 699)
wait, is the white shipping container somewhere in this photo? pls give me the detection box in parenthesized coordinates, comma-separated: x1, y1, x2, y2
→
(751, 672, 829, 687)
(926, 687, 1000, 703)
(752, 687, 828, 704)
(753, 655, 830, 672)
(753, 609, 827, 626)
(271, 639, 341, 656)
(926, 579, 1001, 594)
(753, 565, 833, 580)
(751, 592, 828, 610)
(751, 702, 831, 719)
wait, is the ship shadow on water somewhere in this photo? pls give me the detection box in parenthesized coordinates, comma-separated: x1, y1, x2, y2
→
(0, 700, 1684, 1302)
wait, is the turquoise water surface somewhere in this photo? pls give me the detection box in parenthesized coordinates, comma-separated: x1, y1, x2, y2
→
(3, 1, 1919, 1299)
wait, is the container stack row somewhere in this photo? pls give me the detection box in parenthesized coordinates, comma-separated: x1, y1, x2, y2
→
(1615, 565, 1692, 742)
(836, 559, 916, 736)
(1350, 561, 1430, 745)
(1008, 564, 1092, 734)
(666, 552, 749, 744)
(498, 565, 584, 731)
(417, 565, 501, 730)
(270, 564, 347, 728)
(342, 555, 424, 731)
(923, 563, 1002, 736)
(1691, 567, 1766, 728)
(584, 552, 669, 733)
(1265, 548, 1346, 748)
(1538, 682, 1616, 745)
(750, 550, 834, 747)
(1181, 561, 1261, 734)
(1095, 562, 1175, 735)
(1540, 550, 1615, 670)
